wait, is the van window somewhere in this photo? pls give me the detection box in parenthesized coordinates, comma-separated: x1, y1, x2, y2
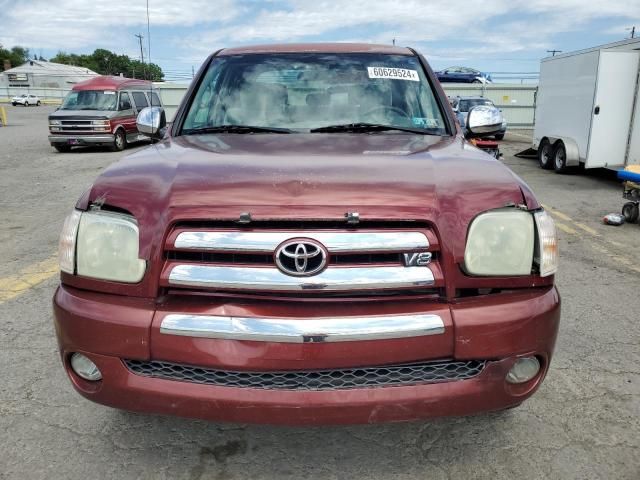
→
(150, 92, 162, 106)
(60, 90, 117, 111)
(132, 92, 149, 110)
(119, 92, 132, 110)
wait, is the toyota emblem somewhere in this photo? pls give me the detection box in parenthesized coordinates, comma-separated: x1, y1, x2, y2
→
(275, 239, 328, 276)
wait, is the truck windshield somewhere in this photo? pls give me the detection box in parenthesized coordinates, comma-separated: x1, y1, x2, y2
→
(181, 53, 447, 135)
(60, 90, 118, 111)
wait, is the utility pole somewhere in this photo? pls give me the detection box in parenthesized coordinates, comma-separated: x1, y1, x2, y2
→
(392, 38, 396, 46)
(627, 26, 636, 39)
(546, 49, 562, 56)
(135, 34, 144, 63)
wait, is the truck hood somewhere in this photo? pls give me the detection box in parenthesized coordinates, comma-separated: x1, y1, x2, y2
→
(83, 133, 536, 259)
(49, 109, 115, 120)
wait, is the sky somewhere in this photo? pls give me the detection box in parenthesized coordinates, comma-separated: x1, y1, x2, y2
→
(0, 0, 638, 82)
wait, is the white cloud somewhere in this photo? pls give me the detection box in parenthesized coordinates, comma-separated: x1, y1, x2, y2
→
(0, 0, 241, 49)
(180, 0, 640, 59)
(1, 0, 638, 68)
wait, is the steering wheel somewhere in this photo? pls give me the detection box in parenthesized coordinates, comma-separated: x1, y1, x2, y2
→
(361, 105, 411, 120)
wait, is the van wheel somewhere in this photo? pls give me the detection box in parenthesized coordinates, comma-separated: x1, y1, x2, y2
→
(37, 101, 41, 106)
(538, 138, 553, 169)
(553, 141, 569, 173)
(110, 129, 126, 152)
(54, 145, 72, 153)
(24, 102, 29, 107)
(622, 202, 639, 223)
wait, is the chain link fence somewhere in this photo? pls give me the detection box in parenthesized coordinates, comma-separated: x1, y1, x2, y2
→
(1, 83, 538, 127)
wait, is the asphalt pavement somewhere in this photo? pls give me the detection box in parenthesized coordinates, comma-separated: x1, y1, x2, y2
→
(0, 105, 638, 480)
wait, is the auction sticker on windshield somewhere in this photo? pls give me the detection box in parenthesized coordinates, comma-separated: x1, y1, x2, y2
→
(367, 67, 419, 81)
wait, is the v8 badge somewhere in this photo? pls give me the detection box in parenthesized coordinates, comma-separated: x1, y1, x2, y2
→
(403, 252, 432, 267)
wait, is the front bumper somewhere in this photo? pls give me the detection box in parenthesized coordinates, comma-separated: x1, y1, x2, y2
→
(49, 134, 114, 146)
(53, 285, 560, 425)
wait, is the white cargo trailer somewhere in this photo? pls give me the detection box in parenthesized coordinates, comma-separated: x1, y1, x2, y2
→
(532, 38, 640, 173)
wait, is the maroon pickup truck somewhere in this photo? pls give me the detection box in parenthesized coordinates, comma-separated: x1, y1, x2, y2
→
(53, 43, 560, 425)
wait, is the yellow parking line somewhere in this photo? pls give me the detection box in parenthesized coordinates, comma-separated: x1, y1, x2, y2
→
(0, 255, 58, 304)
(543, 204, 601, 236)
(572, 222, 600, 236)
(555, 222, 578, 235)
(542, 204, 573, 223)
(589, 243, 640, 275)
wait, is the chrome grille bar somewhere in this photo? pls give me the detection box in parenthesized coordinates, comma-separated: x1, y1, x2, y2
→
(160, 313, 445, 342)
(173, 231, 429, 253)
(168, 265, 435, 291)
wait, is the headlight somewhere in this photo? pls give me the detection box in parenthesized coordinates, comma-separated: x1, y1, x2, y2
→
(91, 120, 110, 126)
(464, 209, 535, 276)
(534, 210, 558, 276)
(58, 209, 146, 283)
(50, 120, 61, 126)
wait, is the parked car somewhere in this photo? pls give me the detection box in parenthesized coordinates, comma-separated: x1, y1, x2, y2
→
(436, 66, 492, 83)
(48, 76, 163, 153)
(453, 96, 507, 140)
(11, 94, 41, 106)
(53, 43, 559, 425)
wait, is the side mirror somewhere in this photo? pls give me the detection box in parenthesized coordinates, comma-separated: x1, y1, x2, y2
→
(466, 105, 503, 137)
(136, 106, 166, 139)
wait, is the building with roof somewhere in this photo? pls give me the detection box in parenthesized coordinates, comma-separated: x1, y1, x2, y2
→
(0, 60, 98, 88)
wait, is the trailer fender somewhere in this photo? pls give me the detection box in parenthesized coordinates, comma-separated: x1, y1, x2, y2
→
(546, 136, 581, 166)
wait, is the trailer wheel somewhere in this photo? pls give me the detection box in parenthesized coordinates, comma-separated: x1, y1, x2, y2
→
(553, 141, 569, 173)
(622, 202, 639, 223)
(538, 138, 553, 169)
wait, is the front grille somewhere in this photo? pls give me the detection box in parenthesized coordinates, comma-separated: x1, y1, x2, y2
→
(162, 226, 441, 296)
(167, 250, 404, 265)
(124, 359, 485, 391)
(55, 119, 105, 133)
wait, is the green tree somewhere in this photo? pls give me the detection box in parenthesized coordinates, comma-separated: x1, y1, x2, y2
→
(0, 44, 31, 70)
(50, 48, 163, 81)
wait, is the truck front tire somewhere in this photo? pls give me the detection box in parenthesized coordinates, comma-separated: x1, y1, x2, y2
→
(110, 129, 126, 152)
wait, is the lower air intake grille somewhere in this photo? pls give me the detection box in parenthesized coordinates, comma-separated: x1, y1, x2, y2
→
(124, 359, 485, 391)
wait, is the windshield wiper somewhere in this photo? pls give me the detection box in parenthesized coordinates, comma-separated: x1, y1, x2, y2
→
(183, 125, 292, 135)
(310, 122, 436, 134)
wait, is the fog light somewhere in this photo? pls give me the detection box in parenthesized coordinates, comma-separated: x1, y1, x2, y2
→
(70, 353, 102, 381)
(506, 357, 540, 384)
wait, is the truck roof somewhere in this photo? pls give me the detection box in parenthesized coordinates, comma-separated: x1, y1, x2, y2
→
(218, 42, 414, 56)
(71, 75, 152, 91)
